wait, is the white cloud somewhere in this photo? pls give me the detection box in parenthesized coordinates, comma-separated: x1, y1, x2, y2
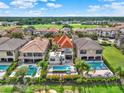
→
(88, 5, 101, 12)
(46, 3, 62, 8)
(10, 0, 38, 8)
(87, 2, 124, 16)
(0, 2, 9, 9)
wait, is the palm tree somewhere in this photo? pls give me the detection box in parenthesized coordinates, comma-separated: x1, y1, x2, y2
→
(38, 60, 48, 70)
(75, 58, 90, 76)
(15, 66, 28, 84)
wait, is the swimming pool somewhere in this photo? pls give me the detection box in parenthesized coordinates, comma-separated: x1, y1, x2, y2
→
(0, 65, 9, 71)
(86, 61, 108, 70)
(52, 65, 71, 72)
(26, 65, 37, 76)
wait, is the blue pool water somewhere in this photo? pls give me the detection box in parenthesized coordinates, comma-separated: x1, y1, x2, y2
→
(26, 65, 37, 76)
(0, 65, 9, 71)
(52, 65, 71, 72)
(86, 61, 108, 70)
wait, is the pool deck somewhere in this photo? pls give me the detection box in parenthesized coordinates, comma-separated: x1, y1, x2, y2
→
(10, 64, 41, 78)
(0, 64, 10, 79)
(0, 62, 11, 65)
(83, 69, 113, 78)
(47, 65, 78, 76)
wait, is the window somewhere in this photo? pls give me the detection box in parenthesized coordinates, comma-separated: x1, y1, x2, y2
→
(27, 53, 33, 57)
(80, 50, 86, 54)
(50, 58, 55, 61)
(34, 53, 42, 57)
(65, 48, 71, 53)
(7, 51, 13, 56)
(96, 50, 102, 54)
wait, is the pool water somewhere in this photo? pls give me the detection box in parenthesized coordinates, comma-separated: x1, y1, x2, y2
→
(52, 65, 71, 72)
(26, 65, 37, 76)
(86, 61, 108, 70)
(0, 65, 9, 71)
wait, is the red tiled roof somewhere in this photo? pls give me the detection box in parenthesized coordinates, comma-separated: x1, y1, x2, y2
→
(53, 36, 61, 43)
(53, 35, 73, 48)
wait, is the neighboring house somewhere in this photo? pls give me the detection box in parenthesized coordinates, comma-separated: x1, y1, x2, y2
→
(0, 38, 28, 62)
(74, 27, 120, 39)
(48, 28, 59, 35)
(51, 35, 73, 63)
(116, 34, 124, 47)
(0, 37, 10, 45)
(85, 28, 119, 39)
(19, 38, 49, 63)
(0, 30, 8, 37)
(34, 28, 48, 35)
(73, 37, 103, 61)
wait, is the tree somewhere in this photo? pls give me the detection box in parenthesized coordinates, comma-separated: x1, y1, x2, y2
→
(38, 60, 48, 70)
(76, 77, 83, 84)
(120, 44, 124, 54)
(75, 58, 90, 76)
(11, 32, 23, 39)
(24, 26, 35, 35)
(15, 66, 27, 84)
(52, 44, 58, 51)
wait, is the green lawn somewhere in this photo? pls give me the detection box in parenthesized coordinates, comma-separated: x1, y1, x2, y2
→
(23, 24, 64, 29)
(0, 85, 13, 93)
(23, 24, 99, 29)
(1, 24, 100, 30)
(23, 85, 124, 93)
(103, 46, 124, 71)
(70, 24, 98, 28)
(0, 85, 123, 93)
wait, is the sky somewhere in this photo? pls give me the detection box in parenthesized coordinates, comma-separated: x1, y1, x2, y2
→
(0, 0, 124, 17)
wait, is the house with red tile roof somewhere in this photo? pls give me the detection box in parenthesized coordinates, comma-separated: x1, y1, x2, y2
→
(49, 35, 73, 65)
(19, 37, 49, 63)
(53, 35, 73, 48)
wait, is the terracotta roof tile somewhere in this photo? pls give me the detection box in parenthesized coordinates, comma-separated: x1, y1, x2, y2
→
(20, 38, 49, 53)
(53, 35, 73, 48)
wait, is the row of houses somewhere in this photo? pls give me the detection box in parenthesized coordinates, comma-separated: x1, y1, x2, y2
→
(0, 35, 103, 64)
(0, 37, 49, 63)
(0, 21, 18, 26)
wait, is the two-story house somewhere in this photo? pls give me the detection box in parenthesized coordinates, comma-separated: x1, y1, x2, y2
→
(19, 37, 49, 63)
(49, 35, 73, 65)
(53, 35, 73, 60)
(0, 38, 28, 62)
(73, 37, 103, 61)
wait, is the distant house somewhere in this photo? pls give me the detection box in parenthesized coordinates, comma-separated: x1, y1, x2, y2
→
(60, 27, 71, 34)
(0, 21, 18, 26)
(85, 28, 119, 39)
(73, 37, 103, 61)
(0, 38, 28, 62)
(34, 28, 48, 36)
(19, 38, 49, 63)
(48, 28, 59, 35)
